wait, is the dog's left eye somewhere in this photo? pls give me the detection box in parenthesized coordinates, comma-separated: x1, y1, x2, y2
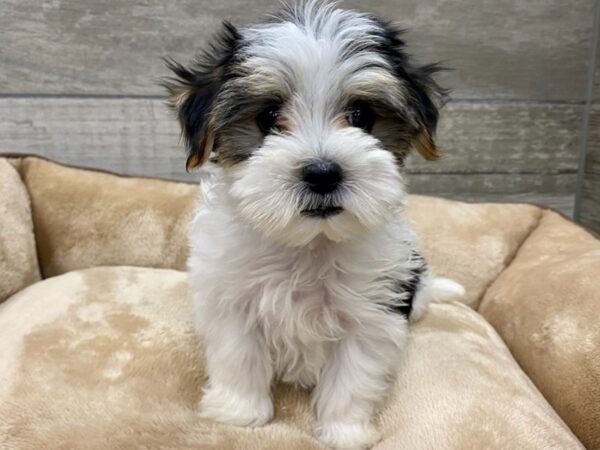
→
(347, 101, 376, 132)
(256, 105, 280, 135)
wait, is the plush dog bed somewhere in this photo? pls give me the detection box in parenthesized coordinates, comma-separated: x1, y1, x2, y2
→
(1, 156, 598, 449)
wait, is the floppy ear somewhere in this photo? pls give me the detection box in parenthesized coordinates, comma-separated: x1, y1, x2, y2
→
(372, 19, 448, 161)
(163, 22, 241, 171)
(404, 63, 447, 161)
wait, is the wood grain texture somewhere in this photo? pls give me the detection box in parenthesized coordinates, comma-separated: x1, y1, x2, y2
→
(0, 0, 594, 100)
(581, 176, 600, 229)
(408, 103, 582, 174)
(585, 107, 600, 175)
(595, 50, 600, 102)
(0, 97, 579, 216)
(580, 6, 599, 230)
(410, 175, 575, 216)
(412, 170, 577, 215)
(594, 0, 600, 102)
(580, 107, 600, 230)
(452, 193, 574, 216)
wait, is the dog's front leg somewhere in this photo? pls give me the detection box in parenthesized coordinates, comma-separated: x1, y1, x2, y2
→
(198, 313, 273, 427)
(312, 327, 406, 449)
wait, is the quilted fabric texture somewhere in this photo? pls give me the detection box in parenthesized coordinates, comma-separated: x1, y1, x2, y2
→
(0, 267, 582, 450)
(481, 211, 600, 449)
(407, 195, 541, 309)
(19, 157, 542, 310)
(0, 159, 40, 302)
(0, 156, 598, 449)
(19, 157, 197, 277)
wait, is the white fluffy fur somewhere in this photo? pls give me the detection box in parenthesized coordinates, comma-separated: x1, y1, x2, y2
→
(189, 173, 463, 448)
(186, 3, 463, 449)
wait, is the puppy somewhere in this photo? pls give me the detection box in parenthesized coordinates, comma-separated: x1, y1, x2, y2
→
(165, 1, 464, 448)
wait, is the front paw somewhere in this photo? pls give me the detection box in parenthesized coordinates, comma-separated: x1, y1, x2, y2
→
(316, 421, 381, 449)
(199, 384, 273, 427)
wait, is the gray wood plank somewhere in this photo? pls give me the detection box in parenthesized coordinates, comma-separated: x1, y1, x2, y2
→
(407, 103, 582, 174)
(409, 173, 576, 217)
(579, 5, 599, 231)
(0, 97, 579, 215)
(0, 97, 197, 181)
(409, 173, 576, 196)
(593, 0, 600, 102)
(581, 176, 600, 230)
(580, 106, 600, 231)
(428, 193, 575, 218)
(0, 97, 581, 177)
(585, 106, 600, 175)
(0, 0, 594, 100)
(595, 49, 600, 102)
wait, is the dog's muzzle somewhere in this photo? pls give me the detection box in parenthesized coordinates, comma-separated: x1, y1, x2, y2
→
(301, 161, 344, 218)
(302, 206, 343, 218)
(302, 161, 343, 195)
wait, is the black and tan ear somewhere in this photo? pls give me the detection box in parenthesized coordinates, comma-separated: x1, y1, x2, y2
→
(404, 63, 447, 161)
(163, 21, 241, 171)
(371, 18, 448, 161)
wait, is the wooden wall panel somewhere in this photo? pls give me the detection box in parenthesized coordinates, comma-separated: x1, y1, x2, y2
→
(0, 0, 594, 100)
(578, 1, 600, 232)
(580, 107, 600, 231)
(407, 103, 581, 174)
(0, 0, 594, 218)
(0, 97, 578, 214)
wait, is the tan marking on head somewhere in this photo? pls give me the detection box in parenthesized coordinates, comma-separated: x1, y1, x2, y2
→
(184, 113, 217, 171)
(277, 112, 292, 133)
(185, 131, 214, 171)
(332, 114, 350, 129)
(166, 81, 217, 172)
(170, 88, 190, 110)
(414, 128, 440, 161)
(344, 69, 407, 108)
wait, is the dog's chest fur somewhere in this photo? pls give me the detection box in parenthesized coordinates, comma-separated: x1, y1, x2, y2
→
(189, 202, 415, 386)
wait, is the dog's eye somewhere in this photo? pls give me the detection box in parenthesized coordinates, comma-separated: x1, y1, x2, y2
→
(347, 101, 376, 132)
(256, 105, 280, 135)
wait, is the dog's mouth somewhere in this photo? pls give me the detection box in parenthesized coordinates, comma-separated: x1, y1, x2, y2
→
(301, 206, 343, 218)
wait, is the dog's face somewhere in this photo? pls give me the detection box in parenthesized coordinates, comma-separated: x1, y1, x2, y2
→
(165, 2, 445, 246)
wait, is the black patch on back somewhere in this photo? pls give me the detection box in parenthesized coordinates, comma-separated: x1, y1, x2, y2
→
(388, 252, 427, 318)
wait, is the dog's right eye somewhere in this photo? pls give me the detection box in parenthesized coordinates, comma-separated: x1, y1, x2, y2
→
(347, 100, 376, 132)
(256, 105, 280, 135)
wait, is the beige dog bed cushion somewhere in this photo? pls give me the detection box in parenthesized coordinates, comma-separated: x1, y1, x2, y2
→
(0, 156, 599, 449)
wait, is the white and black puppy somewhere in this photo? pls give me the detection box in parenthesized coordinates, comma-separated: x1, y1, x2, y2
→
(165, 1, 464, 448)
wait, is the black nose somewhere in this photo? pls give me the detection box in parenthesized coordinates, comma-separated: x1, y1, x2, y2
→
(302, 161, 343, 195)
